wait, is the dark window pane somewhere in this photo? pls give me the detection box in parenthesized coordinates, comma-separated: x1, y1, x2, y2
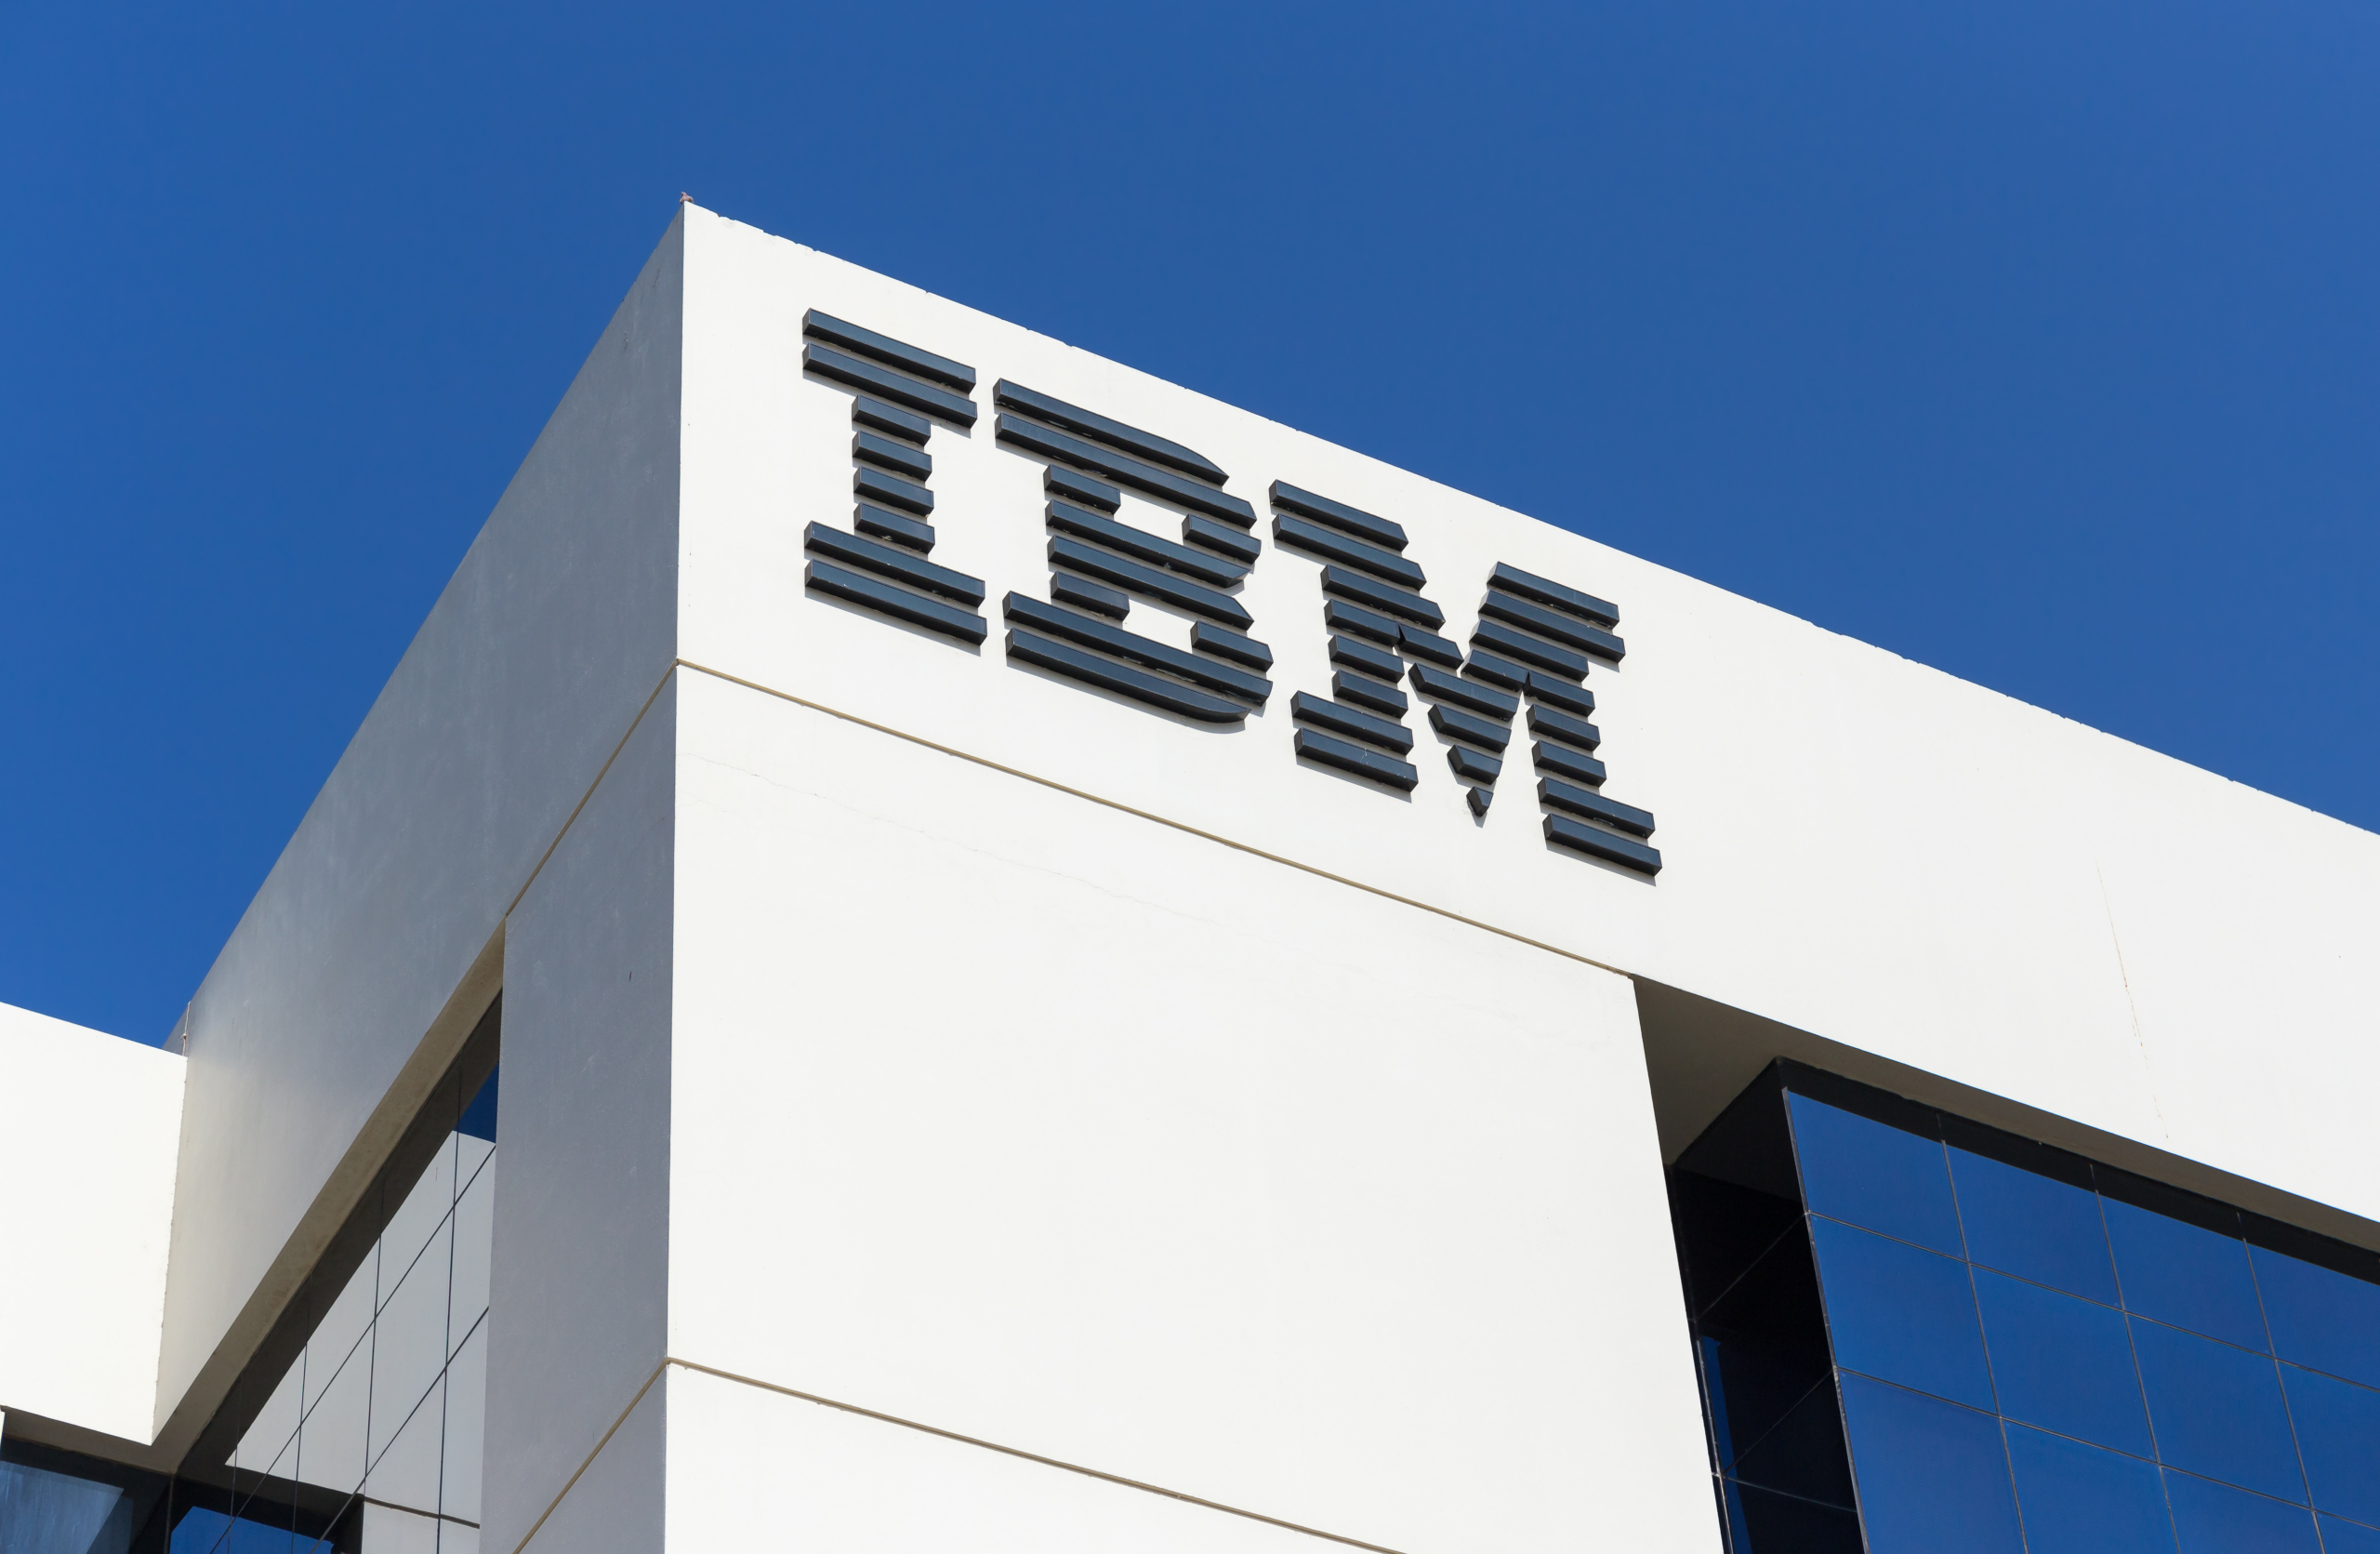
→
(1672, 1170, 1804, 1319)
(2320, 1515, 2380, 1554)
(2132, 1319, 2306, 1502)
(457, 1062, 499, 1142)
(1811, 1217, 1995, 1409)
(1788, 1095, 1963, 1255)
(1697, 1336, 1734, 1468)
(2104, 1200, 2266, 1350)
(1977, 1269, 2153, 1454)
(1732, 1373, 1857, 1507)
(2253, 1247, 2380, 1390)
(1950, 1147, 2119, 1304)
(2004, 1424, 2175, 1554)
(2162, 1470, 2320, 1554)
(1702, 1229, 1833, 1469)
(1838, 1374, 2025, 1554)
(1677, 1074, 1801, 1204)
(1723, 1477, 1865, 1554)
(2280, 1364, 2380, 1525)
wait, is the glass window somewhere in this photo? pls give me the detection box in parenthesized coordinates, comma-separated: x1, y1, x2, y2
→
(210, 1115, 496, 1551)
(2278, 1364, 2380, 1526)
(1975, 1268, 2152, 1455)
(2103, 1199, 2267, 1351)
(1724, 1478, 1864, 1554)
(0, 1041, 501, 1553)
(1788, 1095, 1963, 1255)
(2131, 1318, 2305, 1502)
(1674, 1066, 2380, 1554)
(458, 1062, 499, 1142)
(2253, 1244, 2380, 1390)
(166, 1507, 316, 1553)
(2320, 1515, 2380, 1554)
(0, 1455, 142, 1554)
(2003, 1424, 2175, 1554)
(1731, 1372, 1858, 1507)
(2161, 1470, 2320, 1554)
(1838, 1374, 2024, 1554)
(1950, 1147, 2118, 1304)
(1672, 1170, 1804, 1321)
(1811, 1216, 1995, 1409)
(1700, 1230, 1833, 1472)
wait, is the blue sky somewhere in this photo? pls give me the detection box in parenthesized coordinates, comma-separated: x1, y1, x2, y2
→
(4, 1, 2374, 1043)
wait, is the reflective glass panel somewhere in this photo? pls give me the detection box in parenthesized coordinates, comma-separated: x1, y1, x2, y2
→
(212, 1117, 496, 1548)
(1732, 1375, 1858, 1506)
(2253, 1246, 2380, 1390)
(1838, 1375, 2024, 1554)
(221, 1512, 300, 1553)
(2162, 1470, 2319, 1554)
(2321, 1516, 2380, 1554)
(1950, 1147, 2119, 1304)
(1724, 1479, 1864, 1554)
(2131, 1318, 2305, 1502)
(1976, 1268, 2152, 1454)
(458, 1062, 500, 1142)
(2003, 1424, 2175, 1554)
(1673, 1171, 1804, 1322)
(166, 1506, 229, 1554)
(1676, 1069, 2380, 1554)
(0, 1458, 138, 1554)
(2104, 1199, 2267, 1350)
(2278, 1364, 2380, 1525)
(1788, 1095, 1963, 1255)
(1811, 1216, 1995, 1409)
(1701, 1231, 1833, 1470)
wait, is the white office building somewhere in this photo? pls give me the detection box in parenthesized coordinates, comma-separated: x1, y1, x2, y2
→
(3, 204, 2375, 1554)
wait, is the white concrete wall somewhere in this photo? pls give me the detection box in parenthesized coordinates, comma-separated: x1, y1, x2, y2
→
(0, 1003, 183, 1442)
(661, 669, 1716, 1554)
(673, 204, 2380, 1238)
(153, 211, 685, 1442)
(11, 194, 2357, 1547)
(489, 677, 676, 1554)
(664, 1365, 1400, 1554)
(519, 1378, 664, 1554)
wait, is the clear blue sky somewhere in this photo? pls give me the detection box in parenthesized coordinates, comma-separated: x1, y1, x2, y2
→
(4, 2, 2374, 1044)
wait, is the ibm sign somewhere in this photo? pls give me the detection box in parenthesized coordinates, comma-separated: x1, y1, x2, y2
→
(797, 309, 1662, 878)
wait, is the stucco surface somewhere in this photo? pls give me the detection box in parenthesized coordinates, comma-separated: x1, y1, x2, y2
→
(0, 1003, 183, 1441)
(487, 679, 677, 1554)
(664, 669, 1714, 1553)
(673, 204, 2380, 1233)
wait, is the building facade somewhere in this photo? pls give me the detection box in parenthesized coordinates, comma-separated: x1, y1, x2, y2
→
(2, 204, 2375, 1554)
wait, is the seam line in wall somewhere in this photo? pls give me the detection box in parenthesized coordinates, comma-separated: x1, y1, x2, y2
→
(507, 1353, 1411, 1554)
(358, 1494, 480, 1530)
(672, 657, 1634, 983)
(707, 1358, 1411, 1552)
(501, 664, 681, 923)
(2095, 857, 2171, 1142)
(504, 1360, 668, 1554)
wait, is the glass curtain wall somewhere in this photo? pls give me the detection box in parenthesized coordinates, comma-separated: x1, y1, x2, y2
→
(1672, 1062, 2380, 1554)
(176, 1067, 499, 1554)
(0, 1066, 501, 1554)
(0, 1441, 172, 1554)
